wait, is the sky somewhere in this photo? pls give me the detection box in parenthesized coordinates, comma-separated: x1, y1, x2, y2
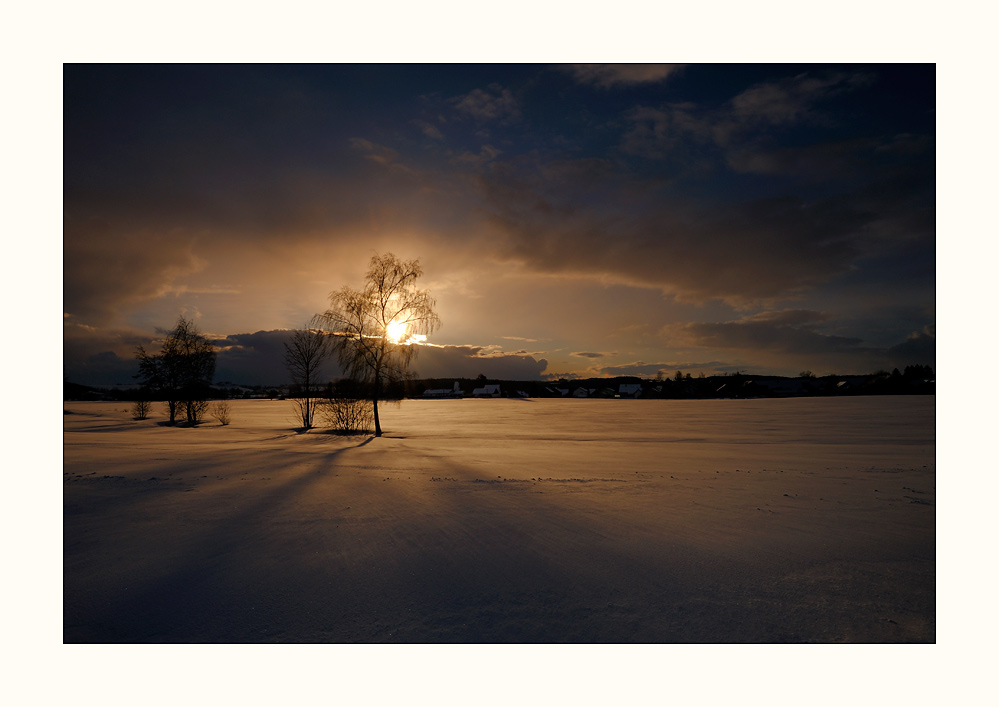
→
(63, 63, 935, 387)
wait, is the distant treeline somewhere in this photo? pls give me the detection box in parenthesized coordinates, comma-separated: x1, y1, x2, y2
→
(65, 365, 934, 402)
(413, 365, 934, 399)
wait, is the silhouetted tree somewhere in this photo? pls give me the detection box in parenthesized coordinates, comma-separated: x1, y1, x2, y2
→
(904, 364, 934, 379)
(316, 253, 440, 436)
(284, 327, 332, 429)
(134, 316, 216, 424)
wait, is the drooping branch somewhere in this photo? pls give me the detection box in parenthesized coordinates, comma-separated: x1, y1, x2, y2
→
(314, 253, 441, 436)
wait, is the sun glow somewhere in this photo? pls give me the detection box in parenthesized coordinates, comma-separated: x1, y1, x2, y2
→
(385, 319, 428, 345)
(385, 319, 408, 343)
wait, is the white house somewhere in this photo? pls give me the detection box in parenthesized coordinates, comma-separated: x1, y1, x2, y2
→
(618, 383, 642, 398)
(472, 384, 502, 398)
(423, 382, 463, 398)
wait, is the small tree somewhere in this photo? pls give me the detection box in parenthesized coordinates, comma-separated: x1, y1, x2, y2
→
(316, 253, 441, 436)
(132, 399, 151, 420)
(284, 327, 331, 429)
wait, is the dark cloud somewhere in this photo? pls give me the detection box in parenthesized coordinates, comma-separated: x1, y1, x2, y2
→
(728, 71, 874, 127)
(661, 311, 919, 375)
(480, 169, 882, 303)
(598, 361, 729, 377)
(452, 84, 520, 123)
(679, 314, 869, 356)
(413, 345, 548, 380)
(620, 71, 875, 159)
(63, 349, 137, 388)
(216, 333, 552, 385)
(63, 320, 160, 386)
(213, 330, 299, 386)
(572, 352, 612, 359)
(887, 327, 936, 368)
(739, 310, 830, 326)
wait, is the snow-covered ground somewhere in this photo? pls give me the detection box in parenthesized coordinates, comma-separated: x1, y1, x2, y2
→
(64, 396, 935, 642)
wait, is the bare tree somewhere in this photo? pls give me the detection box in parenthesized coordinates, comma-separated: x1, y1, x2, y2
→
(134, 316, 216, 425)
(131, 399, 151, 420)
(284, 327, 331, 429)
(315, 253, 441, 437)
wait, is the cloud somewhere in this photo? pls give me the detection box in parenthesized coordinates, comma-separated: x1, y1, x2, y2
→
(212, 330, 299, 385)
(478, 161, 879, 303)
(63, 217, 207, 325)
(887, 326, 935, 368)
(414, 120, 444, 140)
(453, 144, 503, 167)
(738, 310, 830, 326)
(63, 320, 161, 386)
(621, 70, 878, 158)
(654, 310, 912, 375)
(729, 71, 874, 126)
(571, 351, 616, 359)
(564, 64, 684, 88)
(677, 311, 867, 355)
(412, 344, 547, 380)
(453, 85, 520, 122)
(597, 361, 730, 377)
(215, 332, 551, 385)
(349, 137, 400, 165)
(725, 133, 933, 181)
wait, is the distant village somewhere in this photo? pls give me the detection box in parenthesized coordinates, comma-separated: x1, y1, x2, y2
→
(65, 366, 935, 402)
(415, 366, 934, 400)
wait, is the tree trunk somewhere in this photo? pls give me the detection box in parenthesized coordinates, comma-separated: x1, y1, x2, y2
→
(372, 374, 382, 437)
(303, 376, 312, 428)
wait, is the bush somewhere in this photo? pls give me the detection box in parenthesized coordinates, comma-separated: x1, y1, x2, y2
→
(320, 380, 372, 434)
(213, 400, 232, 426)
(132, 400, 151, 420)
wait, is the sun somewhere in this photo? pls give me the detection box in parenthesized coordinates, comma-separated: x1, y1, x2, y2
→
(385, 319, 407, 343)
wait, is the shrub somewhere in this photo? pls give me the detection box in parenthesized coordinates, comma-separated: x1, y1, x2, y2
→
(213, 400, 232, 426)
(132, 399, 151, 420)
(320, 380, 372, 434)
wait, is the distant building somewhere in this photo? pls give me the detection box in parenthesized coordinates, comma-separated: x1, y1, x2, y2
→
(423, 382, 463, 399)
(472, 384, 502, 398)
(618, 383, 642, 398)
